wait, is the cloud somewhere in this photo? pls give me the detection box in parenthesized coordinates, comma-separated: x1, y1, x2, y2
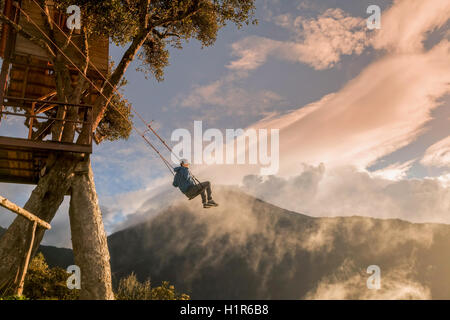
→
(199, 40, 450, 182)
(228, 8, 368, 71)
(371, 160, 415, 181)
(174, 72, 286, 119)
(230, 0, 450, 73)
(100, 176, 182, 232)
(421, 135, 450, 168)
(305, 259, 432, 300)
(0, 183, 72, 248)
(0, 183, 34, 229)
(372, 0, 450, 53)
(182, 0, 450, 184)
(242, 164, 450, 225)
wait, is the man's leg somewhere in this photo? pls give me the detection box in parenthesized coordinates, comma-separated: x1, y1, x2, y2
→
(201, 181, 212, 201)
(200, 181, 218, 207)
(199, 187, 207, 204)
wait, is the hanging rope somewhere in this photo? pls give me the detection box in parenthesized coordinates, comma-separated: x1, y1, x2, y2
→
(12, 2, 177, 175)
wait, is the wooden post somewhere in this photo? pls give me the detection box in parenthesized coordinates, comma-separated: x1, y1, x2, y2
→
(0, 195, 51, 229)
(28, 102, 35, 139)
(15, 220, 37, 297)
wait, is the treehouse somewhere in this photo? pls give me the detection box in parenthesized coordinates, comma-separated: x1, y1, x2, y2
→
(0, 0, 109, 184)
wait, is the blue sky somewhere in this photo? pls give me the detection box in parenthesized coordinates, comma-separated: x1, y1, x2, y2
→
(1, 0, 450, 247)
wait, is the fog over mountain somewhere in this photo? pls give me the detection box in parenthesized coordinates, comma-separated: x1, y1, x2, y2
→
(3, 187, 449, 299)
(107, 187, 450, 299)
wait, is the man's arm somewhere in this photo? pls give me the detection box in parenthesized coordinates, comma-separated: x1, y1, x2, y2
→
(183, 168, 195, 185)
(172, 173, 179, 187)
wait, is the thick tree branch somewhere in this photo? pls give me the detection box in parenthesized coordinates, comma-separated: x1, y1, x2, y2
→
(89, 29, 150, 133)
(85, 0, 203, 136)
(139, 0, 151, 29)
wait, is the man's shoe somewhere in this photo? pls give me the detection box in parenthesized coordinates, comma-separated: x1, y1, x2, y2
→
(203, 203, 212, 209)
(207, 200, 219, 207)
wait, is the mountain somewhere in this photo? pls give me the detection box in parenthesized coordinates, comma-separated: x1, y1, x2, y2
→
(0, 226, 74, 268)
(107, 187, 450, 299)
(2, 188, 450, 299)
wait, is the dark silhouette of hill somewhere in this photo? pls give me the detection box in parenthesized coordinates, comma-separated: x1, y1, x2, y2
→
(0, 226, 74, 268)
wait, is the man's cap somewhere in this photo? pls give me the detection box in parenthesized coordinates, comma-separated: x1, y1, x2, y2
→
(180, 159, 190, 165)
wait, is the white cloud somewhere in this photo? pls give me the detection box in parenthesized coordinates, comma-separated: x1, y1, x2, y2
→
(371, 160, 415, 181)
(241, 164, 450, 225)
(421, 135, 450, 168)
(306, 260, 432, 300)
(228, 8, 368, 71)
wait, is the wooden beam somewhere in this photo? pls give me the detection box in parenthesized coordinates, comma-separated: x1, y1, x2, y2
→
(36, 103, 57, 114)
(36, 91, 57, 101)
(0, 111, 90, 124)
(16, 221, 37, 297)
(4, 96, 93, 108)
(0, 136, 92, 153)
(0, 195, 51, 229)
(0, 174, 38, 185)
(0, 166, 36, 172)
(0, 157, 34, 163)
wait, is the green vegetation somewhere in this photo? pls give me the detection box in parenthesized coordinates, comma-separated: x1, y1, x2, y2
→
(0, 295, 29, 300)
(22, 253, 79, 300)
(0, 253, 189, 300)
(116, 273, 190, 300)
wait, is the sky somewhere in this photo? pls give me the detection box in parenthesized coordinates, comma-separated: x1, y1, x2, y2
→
(1, 0, 450, 248)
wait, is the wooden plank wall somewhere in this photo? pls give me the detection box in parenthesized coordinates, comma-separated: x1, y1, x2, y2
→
(14, 0, 109, 75)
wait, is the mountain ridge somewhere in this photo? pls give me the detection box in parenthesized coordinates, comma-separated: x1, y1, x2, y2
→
(1, 187, 450, 299)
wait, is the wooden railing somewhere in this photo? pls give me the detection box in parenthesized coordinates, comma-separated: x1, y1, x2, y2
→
(0, 96, 93, 147)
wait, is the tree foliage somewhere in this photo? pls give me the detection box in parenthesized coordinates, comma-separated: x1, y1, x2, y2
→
(2, 0, 256, 142)
(0, 254, 189, 300)
(53, 0, 256, 142)
(0, 253, 79, 300)
(22, 253, 80, 300)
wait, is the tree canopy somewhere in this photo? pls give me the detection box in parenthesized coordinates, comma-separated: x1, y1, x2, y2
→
(54, 0, 257, 142)
(1, 0, 256, 142)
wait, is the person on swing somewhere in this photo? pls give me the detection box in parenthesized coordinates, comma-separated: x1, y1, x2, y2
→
(173, 159, 219, 209)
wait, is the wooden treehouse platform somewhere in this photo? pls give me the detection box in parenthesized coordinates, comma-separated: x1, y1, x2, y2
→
(0, 136, 92, 184)
(0, 96, 93, 185)
(0, 0, 110, 185)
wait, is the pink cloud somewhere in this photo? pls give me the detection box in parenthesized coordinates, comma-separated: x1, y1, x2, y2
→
(228, 8, 368, 71)
(373, 0, 450, 53)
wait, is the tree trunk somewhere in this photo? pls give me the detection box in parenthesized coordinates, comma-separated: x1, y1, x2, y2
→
(69, 158, 114, 300)
(0, 155, 78, 293)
